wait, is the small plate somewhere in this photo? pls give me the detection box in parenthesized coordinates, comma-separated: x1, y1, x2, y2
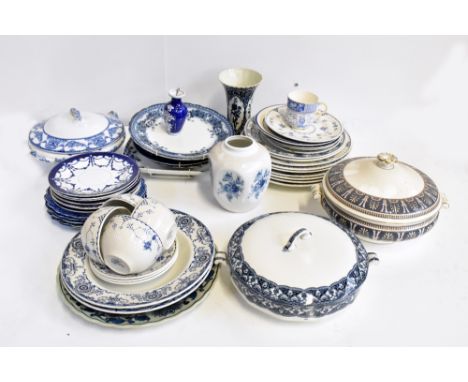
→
(49, 152, 140, 198)
(129, 103, 233, 161)
(265, 107, 343, 144)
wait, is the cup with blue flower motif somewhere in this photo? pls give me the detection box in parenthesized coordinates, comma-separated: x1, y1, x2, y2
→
(100, 214, 164, 275)
(284, 90, 327, 129)
(131, 198, 177, 250)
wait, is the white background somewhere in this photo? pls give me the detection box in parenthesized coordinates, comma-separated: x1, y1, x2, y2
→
(0, 35, 467, 345)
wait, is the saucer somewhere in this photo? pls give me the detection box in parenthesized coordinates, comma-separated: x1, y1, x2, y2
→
(89, 238, 179, 286)
(265, 107, 342, 144)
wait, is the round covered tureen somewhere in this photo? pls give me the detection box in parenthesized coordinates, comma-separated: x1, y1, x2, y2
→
(28, 108, 125, 163)
(227, 212, 377, 320)
(318, 153, 447, 243)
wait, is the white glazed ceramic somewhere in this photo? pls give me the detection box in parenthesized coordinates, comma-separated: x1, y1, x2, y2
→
(131, 198, 177, 250)
(319, 153, 447, 243)
(80, 206, 130, 264)
(102, 193, 145, 212)
(285, 90, 327, 128)
(89, 239, 179, 286)
(101, 215, 164, 275)
(209, 136, 271, 213)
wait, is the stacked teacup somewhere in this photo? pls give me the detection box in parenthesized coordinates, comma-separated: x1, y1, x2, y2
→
(244, 90, 352, 188)
(81, 195, 177, 279)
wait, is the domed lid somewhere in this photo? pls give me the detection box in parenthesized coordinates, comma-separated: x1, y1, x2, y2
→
(323, 153, 441, 222)
(44, 108, 109, 139)
(227, 212, 370, 306)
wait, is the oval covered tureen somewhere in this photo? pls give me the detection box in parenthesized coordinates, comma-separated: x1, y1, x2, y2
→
(319, 153, 447, 243)
(28, 108, 125, 163)
(227, 212, 377, 320)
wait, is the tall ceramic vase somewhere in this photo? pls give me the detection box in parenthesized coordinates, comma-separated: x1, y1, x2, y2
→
(209, 135, 271, 213)
(219, 68, 262, 134)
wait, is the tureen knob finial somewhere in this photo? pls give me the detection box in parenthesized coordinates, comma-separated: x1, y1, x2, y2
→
(283, 228, 312, 252)
(376, 152, 398, 170)
(70, 108, 82, 121)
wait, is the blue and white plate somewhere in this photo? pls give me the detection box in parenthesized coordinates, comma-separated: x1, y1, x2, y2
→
(265, 106, 343, 144)
(60, 209, 215, 310)
(49, 152, 140, 198)
(129, 103, 233, 161)
(58, 264, 219, 327)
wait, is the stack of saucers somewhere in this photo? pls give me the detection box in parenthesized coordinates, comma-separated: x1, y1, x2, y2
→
(57, 196, 216, 328)
(243, 105, 351, 188)
(126, 102, 234, 175)
(45, 152, 146, 228)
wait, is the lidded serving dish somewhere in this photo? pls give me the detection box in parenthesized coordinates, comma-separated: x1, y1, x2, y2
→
(29, 108, 125, 163)
(227, 212, 377, 320)
(318, 153, 447, 243)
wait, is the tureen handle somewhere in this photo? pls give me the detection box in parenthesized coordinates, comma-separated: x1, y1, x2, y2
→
(311, 184, 322, 200)
(108, 110, 119, 120)
(70, 108, 81, 121)
(368, 252, 379, 265)
(376, 152, 398, 170)
(283, 228, 312, 252)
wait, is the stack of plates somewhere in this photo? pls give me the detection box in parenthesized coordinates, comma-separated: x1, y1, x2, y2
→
(45, 152, 146, 228)
(57, 209, 216, 328)
(243, 105, 351, 188)
(127, 103, 234, 175)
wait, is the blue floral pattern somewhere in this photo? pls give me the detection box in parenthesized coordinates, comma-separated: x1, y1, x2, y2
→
(60, 209, 215, 309)
(217, 172, 244, 201)
(129, 103, 233, 161)
(28, 114, 124, 154)
(249, 169, 270, 199)
(226, 212, 371, 319)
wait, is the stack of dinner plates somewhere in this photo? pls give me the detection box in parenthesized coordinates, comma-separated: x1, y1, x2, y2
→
(243, 105, 351, 188)
(57, 209, 216, 328)
(45, 152, 146, 228)
(126, 102, 233, 175)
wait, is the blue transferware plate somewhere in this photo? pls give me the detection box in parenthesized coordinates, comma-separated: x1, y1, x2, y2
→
(58, 263, 219, 327)
(48, 152, 139, 198)
(28, 109, 125, 155)
(60, 209, 215, 310)
(129, 103, 233, 161)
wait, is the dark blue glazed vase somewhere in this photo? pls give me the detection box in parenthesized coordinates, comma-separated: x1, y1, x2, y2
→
(163, 88, 188, 134)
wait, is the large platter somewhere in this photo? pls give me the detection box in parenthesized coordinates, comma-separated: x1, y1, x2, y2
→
(60, 209, 215, 310)
(129, 103, 234, 161)
(58, 264, 219, 328)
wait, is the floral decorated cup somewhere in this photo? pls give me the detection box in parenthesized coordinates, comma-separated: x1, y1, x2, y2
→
(131, 198, 177, 250)
(100, 214, 164, 275)
(80, 206, 130, 265)
(284, 90, 327, 129)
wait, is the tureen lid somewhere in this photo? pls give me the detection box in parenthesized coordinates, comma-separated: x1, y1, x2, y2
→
(323, 153, 441, 223)
(28, 109, 124, 158)
(227, 212, 370, 306)
(44, 108, 110, 138)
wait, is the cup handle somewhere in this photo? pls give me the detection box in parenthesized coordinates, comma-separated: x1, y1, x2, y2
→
(316, 102, 327, 114)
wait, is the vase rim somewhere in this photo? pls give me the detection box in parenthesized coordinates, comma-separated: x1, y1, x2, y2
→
(219, 68, 262, 89)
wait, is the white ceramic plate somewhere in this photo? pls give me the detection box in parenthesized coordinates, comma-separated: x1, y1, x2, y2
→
(265, 107, 342, 144)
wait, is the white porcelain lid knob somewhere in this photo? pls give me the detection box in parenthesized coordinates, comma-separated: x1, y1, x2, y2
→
(376, 152, 398, 170)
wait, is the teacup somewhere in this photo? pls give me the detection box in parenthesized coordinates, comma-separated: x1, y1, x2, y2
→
(131, 198, 177, 250)
(101, 214, 164, 275)
(284, 90, 327, 128)
(81, 205, 130, 265)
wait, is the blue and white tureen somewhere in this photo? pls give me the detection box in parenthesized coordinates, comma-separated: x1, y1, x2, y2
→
(318, 153, 448, 244)
(227, 212, 377, 320)
(28, 108, 125, 163)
